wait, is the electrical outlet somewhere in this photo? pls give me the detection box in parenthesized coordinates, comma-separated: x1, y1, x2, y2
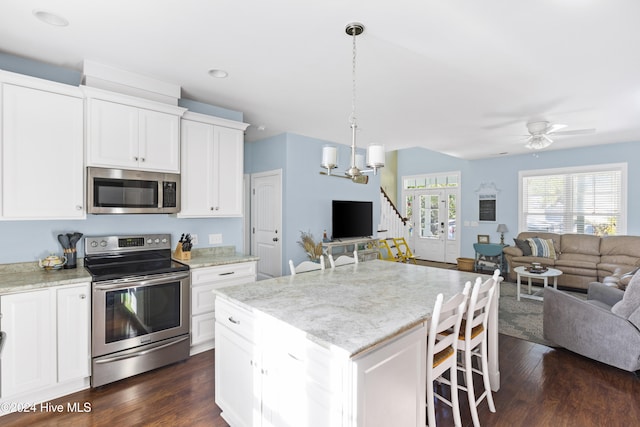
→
(209, 233, 223, 244)
(191, 234, 198, 245)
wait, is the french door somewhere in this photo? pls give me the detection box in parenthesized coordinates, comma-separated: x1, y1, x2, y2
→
(403, 175, 460, 263)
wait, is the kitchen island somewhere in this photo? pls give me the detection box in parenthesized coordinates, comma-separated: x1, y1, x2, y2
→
(213, 260, 500, 427)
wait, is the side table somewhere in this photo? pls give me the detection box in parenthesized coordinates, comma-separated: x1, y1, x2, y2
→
(473, 243, 507, 274)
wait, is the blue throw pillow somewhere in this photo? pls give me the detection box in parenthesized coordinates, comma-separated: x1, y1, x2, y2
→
(526, 237, 556, 259)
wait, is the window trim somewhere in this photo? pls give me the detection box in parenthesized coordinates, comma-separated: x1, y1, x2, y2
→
(518, 163, 627, 235)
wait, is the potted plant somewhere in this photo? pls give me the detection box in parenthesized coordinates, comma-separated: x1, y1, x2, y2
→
(298, 231, 323, 262)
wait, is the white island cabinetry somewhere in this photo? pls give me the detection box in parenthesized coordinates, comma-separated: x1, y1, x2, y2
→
(215, 298, 347, 427)
(0, 71, 84, 220)
(179, 112, 249, 218)
(190, 261, 256, 355)
(83, 87, 186, 173)
(0, 283, 91, 414)
(213, 261, 495, 426)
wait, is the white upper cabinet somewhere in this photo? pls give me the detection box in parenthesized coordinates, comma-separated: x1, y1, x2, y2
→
(83, 87, 185, 173)
(179, 112, 249, 217)
(0, 71, 85, 220)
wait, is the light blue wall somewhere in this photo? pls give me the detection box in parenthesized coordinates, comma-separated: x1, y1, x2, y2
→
(0, 216, 244, 264)
(246, 133, 381, 272)
(0, 53, 246, 264)
(397, 141, 640, 259)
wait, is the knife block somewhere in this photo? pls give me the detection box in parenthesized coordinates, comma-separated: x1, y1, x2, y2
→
(173, 244, 191, 260)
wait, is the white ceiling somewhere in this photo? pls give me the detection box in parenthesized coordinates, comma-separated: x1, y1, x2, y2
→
(2, 0, 640, 159)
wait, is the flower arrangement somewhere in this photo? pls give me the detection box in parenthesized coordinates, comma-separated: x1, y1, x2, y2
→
(298, 231, 323, 261)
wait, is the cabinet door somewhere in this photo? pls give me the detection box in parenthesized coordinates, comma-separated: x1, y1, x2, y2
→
(179, 119, 215, 216)
(213, 126, 244, 216)
(0, 290, 55, 397)
(57, 284, 90, 383)
(2, 83, 84, 219)
(139, 109, 180, 172)
(215, 324, 258, 427)
(87, 98, 139, 169)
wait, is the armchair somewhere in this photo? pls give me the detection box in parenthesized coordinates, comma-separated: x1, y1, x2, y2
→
(543, 282, 640, 372)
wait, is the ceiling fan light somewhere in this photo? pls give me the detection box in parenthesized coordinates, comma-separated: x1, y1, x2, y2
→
(526, 136, 552, 150)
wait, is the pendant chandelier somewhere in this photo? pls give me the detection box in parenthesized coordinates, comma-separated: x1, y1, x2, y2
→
(321, 22, 384, 181)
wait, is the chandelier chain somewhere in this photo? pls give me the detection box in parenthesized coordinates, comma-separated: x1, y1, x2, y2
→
(350, 29, 357, 126)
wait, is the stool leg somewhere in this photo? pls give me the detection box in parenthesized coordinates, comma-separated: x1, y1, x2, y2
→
(480, 337, 496, 413)
(465, 345, 481, 427)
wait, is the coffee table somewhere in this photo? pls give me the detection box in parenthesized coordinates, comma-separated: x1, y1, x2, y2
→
(514, 266, 563, 301)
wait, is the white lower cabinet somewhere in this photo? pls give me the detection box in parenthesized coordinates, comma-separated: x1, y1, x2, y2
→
(214, 297, 428, 427)
(215, 298, 347, 427)
(0, 283, 91, 414)
(190, 261, 256, 355)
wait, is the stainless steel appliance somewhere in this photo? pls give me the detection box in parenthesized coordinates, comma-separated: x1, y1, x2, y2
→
(84, 234, 190, 387)
(87, 167, 180, 214)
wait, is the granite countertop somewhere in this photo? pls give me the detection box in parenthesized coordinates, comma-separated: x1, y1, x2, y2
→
(214, 260, 482, 357)
(0, 262, 92, 295)
(175, 247, 258, 269)
(0, 246, 258, 295)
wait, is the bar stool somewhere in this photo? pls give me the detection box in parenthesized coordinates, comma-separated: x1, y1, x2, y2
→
(288, 257, 325, 275)
(426, 282, 471, 427)
(456, 274, 498, 427)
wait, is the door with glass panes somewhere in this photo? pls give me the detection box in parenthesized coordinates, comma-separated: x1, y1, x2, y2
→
(403, 174, 459, 263)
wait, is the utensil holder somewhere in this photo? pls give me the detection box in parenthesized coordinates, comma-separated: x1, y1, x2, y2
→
(64, 251, 77, 269)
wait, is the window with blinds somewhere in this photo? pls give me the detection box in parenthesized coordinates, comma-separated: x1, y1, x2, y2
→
(519, 164, 626, 236)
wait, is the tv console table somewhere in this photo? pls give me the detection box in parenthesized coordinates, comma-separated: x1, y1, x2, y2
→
(322, 237, 379, 262)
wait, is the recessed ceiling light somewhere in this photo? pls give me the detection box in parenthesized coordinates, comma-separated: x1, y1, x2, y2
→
(32, 9, 69, 27)
(208, 69, 228, 79)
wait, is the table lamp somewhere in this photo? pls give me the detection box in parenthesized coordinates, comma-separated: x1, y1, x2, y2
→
(496, 223, 508, 245)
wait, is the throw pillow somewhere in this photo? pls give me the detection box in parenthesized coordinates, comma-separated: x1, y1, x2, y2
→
(526, 237, 557, 259)
(619, 267, 640, 291)
(612, 269, 640, 318)
(513, 238, 532, 256)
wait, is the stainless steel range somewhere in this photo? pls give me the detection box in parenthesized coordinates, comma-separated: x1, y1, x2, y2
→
(84, 234, 190, 387)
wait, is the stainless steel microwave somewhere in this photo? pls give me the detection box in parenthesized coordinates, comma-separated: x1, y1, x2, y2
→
(87, 167, 180, 214)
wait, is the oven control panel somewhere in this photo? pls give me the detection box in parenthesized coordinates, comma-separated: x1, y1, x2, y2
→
(85, 234, 172, 254)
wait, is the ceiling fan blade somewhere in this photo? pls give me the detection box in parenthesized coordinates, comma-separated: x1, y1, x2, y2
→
(550, 128, 596, 137)
(547, 123, 568, 133)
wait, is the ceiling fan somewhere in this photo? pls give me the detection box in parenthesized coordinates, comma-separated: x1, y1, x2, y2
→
(523, 121, 596, 150)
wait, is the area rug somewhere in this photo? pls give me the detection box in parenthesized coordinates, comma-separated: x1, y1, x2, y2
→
(498, 282, 550, 346)
(498, 282, 586, 346)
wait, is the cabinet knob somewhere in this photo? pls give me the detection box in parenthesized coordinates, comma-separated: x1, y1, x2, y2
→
(76, 205, 83, 210)
(210, 207, 214, 211)
(79, 294, 86, 299)
(141, 158, 146, 162)
(134, 156, 139, 161)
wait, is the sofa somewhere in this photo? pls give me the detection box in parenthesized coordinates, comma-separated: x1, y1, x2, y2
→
(543, 280, 640, 372)
(503, 232, 640, 290)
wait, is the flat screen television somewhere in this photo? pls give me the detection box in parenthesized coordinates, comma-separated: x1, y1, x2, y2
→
(332, 200, 373, 240)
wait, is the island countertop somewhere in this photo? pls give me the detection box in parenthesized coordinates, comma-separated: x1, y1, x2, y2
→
(214, 260, 488, 357)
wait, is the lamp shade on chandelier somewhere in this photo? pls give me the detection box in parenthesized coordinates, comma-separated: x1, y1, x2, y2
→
(320, 22, 385, 180)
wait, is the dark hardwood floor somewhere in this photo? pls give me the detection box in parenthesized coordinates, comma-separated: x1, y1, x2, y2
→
(3, 335, 639, 426)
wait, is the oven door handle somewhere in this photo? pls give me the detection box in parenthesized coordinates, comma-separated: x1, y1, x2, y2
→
(94, 336, 189, 364)
(94, 272, 190, 290)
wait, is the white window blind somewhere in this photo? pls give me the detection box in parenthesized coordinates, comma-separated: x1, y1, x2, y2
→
(520, 164, 625, 235)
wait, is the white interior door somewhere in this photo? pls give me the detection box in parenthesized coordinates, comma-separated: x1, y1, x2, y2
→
(407, 188, 459, 263)
(251, 170, 282, 280)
